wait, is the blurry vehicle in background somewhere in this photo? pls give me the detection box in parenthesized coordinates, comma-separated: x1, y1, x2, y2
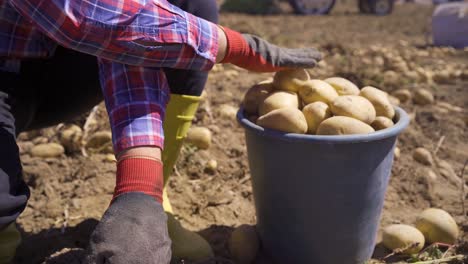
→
(357, 0, 394, 15)
(432, 0, 464, 5)
(432, 2, 468, 48)
(221, 0, 395, 15)
(288, 0, 394, 15)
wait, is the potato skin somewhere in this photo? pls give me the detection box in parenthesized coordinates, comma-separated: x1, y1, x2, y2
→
(186, 127, 212, 149)
(324, 77, 360, 95)
(330, 95, 376, 124)
(317, 116, 375, 135)
(413, 89, 434, 105)
(242, 80, 274, 114)
(360, 86, 395, 119)
(273, 69, 310, 92)
(258, 91, 299, 116)
(302, 102, 332, 134)
(298, 79, 339, 105)
(371, 116, 394, 130)
(382, 224, 425, 255)
(257, 108, 308, 134)
(415, 208, 459, 244)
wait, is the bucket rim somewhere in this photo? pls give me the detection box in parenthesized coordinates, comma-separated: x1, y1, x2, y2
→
(237, 106, 410, 144)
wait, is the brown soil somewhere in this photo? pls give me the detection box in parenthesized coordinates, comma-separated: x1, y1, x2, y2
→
(12, 2, 468, 264)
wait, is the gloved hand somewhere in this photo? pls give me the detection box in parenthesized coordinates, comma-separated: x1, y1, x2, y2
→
(85, 192, 172, 264)
(221, 27, 322, 72)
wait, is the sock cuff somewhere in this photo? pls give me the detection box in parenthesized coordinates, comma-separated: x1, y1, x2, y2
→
(113, 157, 163, 203)
(220, 26, 250, 64)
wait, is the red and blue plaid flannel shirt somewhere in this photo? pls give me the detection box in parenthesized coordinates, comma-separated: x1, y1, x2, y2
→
(1, 0, 218, 152)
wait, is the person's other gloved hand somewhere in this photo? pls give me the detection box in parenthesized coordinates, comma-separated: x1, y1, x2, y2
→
(85, 192, 171, 264)
(220, 27, 322, 72)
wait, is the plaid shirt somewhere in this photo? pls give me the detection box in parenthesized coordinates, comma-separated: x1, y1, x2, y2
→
(1, 0, 218, 152)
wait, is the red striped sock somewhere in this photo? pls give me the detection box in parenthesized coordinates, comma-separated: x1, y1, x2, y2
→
(220, 27, 283, 72)
(113, 157, 163, 203)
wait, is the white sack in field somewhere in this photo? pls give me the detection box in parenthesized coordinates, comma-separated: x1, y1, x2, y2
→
(432, 2, 468, 48)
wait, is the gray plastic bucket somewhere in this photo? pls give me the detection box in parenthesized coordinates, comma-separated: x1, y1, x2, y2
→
(237, 107, 410, 264)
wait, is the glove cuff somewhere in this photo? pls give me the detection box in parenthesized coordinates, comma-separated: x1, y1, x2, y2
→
(113, 157, 163, 203)
(220, 26, 250, 64)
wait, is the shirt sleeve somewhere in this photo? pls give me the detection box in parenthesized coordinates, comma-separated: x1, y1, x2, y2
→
(9, 0, 219, 71)
(98, 59, 170, 153)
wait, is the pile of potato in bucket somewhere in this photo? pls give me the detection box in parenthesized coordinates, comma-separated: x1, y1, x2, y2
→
(243, 69, 397, 135)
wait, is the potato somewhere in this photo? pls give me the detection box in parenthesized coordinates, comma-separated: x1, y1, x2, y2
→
(257, 108, 307, 134)
(242, 80, 274, 114)
(388, 95, 400, 106)
(186, 127, 212, 149)
(413, 147, 433, 166)
(436, 102, 463, 113)
(330, 95, 376, 124)
(273, 69, 310, 92)
(302, 102, 332, 134)
(30, 143, 65, 158)
(167, 213, 214, 261)
(324, 77, 360, 95)
(205, 159, 218, 173)
(392, 89, 412, 103)
(360, 86, 395, 119)
(371, 116, 394, 130)
(394, 147, 401, 159)
(413, 89, 434, 105)
(229, 225, 260, 264)
(86, 131, 112, 149)
(298, 79, 339, 105)
(382, 224, 425, 254)
(58, 124, 83, 153)
(258, 91, 299, 116)
(218, 104, 238, 119)
(317, 116, 375, 135)
(415, 208, 459, 244)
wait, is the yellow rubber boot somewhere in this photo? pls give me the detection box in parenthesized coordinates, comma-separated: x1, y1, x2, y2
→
(0, 223, 21, 264)
(162, 94, 213, 261)
(162, 94, 201, 185)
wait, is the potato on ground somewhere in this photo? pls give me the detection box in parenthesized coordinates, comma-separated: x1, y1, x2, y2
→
(167, 213, 214, 261)
(413, 89, 434, 105)
(186, 127, 212, 149)
(273, 69, 310, 92)
(298, 79, 339, 105)
(30, 143, 65, 158)
(258, 91, 299, 116)
(394, 147, 401, 159)
(330, 95, 376, 124)
(317, 116, 375, 135)
(302, 102, 332, 134)
(382, 224, 425, 254)
(371, 116, 394, 131)
(324, 77, 360, 95)
(392, 89, 412, 103)
(360, 86, 395, 119)
(229, 225, 260, 264)
(415, 208, 459, 244)
(59, 124, 83, 153)
(243, 79, 274, 114)
(257, 108, 307, 134)
(413, 147, 433, 166)
(86, 131, 112, 149)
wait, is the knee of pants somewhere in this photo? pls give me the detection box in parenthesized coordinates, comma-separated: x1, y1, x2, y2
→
(0, 92, 30, 229)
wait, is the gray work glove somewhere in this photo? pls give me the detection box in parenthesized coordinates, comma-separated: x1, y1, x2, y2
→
(85, 193, 171, 264)
(221, 27, 322, 72)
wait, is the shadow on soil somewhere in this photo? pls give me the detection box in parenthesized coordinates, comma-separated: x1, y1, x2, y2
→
(14, 219, 98, 264)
